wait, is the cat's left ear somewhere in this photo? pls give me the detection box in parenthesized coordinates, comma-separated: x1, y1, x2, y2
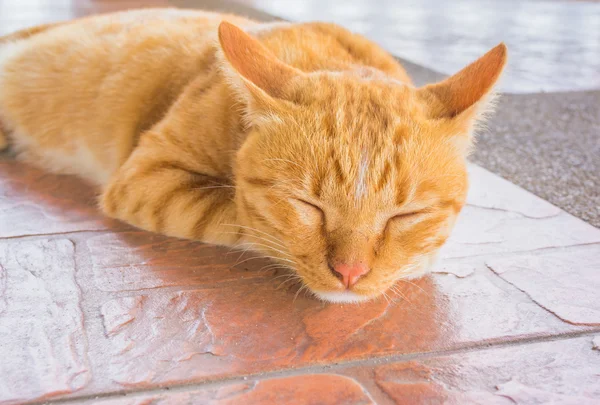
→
(417, 43, 507, 130)
(218, 21, 304, 123)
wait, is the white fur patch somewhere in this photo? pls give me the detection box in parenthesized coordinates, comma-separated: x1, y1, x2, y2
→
(11, 130, 112, 185)
(313, 290, 373, 304)
(398, 252, 440, 280)
(0, 40, 25, 73)
(354, 150, 369, 203)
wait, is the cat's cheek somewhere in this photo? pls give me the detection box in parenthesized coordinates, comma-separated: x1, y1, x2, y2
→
(238, 189, 280, 226)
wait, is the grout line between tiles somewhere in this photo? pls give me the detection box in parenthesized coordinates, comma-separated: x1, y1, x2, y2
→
(32, 328, 600, 405)
(442, 241, 600, 262)
(0, 229, 116, 241)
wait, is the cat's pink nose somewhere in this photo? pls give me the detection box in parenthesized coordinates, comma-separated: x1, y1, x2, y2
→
(330, 262, 370, 288)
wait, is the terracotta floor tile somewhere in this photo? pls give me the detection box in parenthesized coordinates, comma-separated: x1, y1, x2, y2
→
(86, 231, 271, 292)
(342, 334, 600, 404)
(80, 334, 600, 404)
(486, 244, 600, 325)
(1, 2, 599, 404)
(68, 247, 587, 395)
(0, 239, 90, 404)
(85, 374, 374, 405)
(0, 161, 122, 238)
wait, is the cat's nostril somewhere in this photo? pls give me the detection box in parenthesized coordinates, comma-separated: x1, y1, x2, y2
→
(329, 261, 370, 288)
(328, 262, 344, 281)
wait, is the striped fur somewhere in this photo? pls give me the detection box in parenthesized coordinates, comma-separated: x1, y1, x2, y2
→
(0, 9, 506, 302)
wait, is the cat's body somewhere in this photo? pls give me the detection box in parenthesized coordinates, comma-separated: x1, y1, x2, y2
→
(0, 9, 506, 302)
(0, 9, 408, 184)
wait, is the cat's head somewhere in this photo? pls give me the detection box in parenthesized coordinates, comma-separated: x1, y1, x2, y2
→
(218, 22, 507, 303)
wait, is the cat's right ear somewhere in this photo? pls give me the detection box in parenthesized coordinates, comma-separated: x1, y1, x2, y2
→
(417, 43, 507, 121)
(218, 21, 304, 121)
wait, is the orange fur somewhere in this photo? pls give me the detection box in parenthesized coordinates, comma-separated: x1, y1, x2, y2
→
(0, 9, 507, 302)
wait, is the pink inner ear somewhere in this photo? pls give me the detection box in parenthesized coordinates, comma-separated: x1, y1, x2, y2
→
(218, 21, 302, 98)
(422, 43, 507, 117)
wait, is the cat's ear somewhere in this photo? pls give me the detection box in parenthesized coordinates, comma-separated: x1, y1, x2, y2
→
(217, 21, 303, 122)
(418, 43, 507, 123)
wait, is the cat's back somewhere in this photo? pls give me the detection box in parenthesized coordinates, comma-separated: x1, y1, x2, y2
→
(0, 9, 409, 184)
(0, 9, 256, 183)
(251, 21, 411, 83)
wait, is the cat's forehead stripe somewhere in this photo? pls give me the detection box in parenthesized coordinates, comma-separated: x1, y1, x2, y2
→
(354, 150, 369, 204)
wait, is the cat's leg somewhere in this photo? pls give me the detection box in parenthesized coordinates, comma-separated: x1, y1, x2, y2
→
(100, 140, 239, 246)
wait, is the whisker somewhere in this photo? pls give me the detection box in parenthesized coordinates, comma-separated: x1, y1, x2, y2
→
(231, 255, 296, 268)
(221, 224, 286, 247)
(277, 276, 302, 290)
(227, 242, 257, 263)
(294, 284, 308, 303)
(390, 285, 412, 305)
(233, 242, 294, 258)
(221, 231, 288, 250)
(272, 273, 301, 281)
(262, 158, 305, 171)
(259, 263, 293, 274)
(226, 240, 254, 255)
(219, 232, 292, 256)
(397, 278, 428, 295)
(232, 247, 257, 267)
(382, 291, 391, 305)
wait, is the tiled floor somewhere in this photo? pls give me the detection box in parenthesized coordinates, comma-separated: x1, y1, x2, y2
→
(1, 1, 599, 404)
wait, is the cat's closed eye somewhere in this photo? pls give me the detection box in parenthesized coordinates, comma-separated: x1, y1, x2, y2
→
(289, 198, 324, 226)
(296, 199, 323, 213)
(385, 210, 429, 232)
(391, 210, 426, 220)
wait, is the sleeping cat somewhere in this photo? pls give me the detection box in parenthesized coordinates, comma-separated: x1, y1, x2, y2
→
(0, 9, 506, 303)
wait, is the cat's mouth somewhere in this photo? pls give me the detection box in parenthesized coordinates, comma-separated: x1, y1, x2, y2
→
(311, 290, 374, 304)
(292, 266, 385, 303)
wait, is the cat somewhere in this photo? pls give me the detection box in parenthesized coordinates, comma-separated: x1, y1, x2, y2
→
(0, 8, 506, 303)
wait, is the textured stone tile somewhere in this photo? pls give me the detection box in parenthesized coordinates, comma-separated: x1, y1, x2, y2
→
(85, 335, 600, 405)
(86, 374, 374, 404)
(593, 336, 600, 351)
(486, 245, 600, 325)
(0, 239, 90, 404)
(87, 231, 271, 291)
(362, 335, 600, 404)
(466, 164, 561, 219)
(0, 161, 120, 238)
(85, 262, 581, 390)
(440, 164, 600, 258)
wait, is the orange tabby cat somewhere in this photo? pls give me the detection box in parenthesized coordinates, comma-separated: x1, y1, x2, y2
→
(0, 9, 506, 303)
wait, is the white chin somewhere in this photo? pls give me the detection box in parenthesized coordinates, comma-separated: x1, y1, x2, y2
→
(312, 290, 374, 304)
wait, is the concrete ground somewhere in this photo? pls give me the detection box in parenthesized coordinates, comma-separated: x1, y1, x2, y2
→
(0, 1, 599, 404)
